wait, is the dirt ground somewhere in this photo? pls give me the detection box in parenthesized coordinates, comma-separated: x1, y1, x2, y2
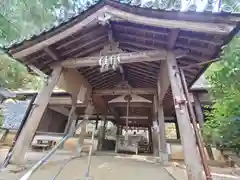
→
(0, 148, 175, 180)
(0, 147, 240, 180)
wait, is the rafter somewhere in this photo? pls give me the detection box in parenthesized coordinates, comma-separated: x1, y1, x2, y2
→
(114, 24, 223, 46)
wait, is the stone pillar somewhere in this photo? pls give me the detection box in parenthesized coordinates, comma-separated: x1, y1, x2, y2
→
(97, 114, 107, 150)
(10, 66, 62, 164)
(76, 103, 94, 154)
(152, 121, 159, 156)
(76, 121, 87, 154)
(166, 52, 204, 180)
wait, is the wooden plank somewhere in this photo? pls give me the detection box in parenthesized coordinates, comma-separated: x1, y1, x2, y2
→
(166, 52, 204, 180)
(62, 50, 168, 68)
(193, 94, 204, 127)
(107, 6, 234, 35)
(10, 66, 62, 164)
(49, 106, 70, 116)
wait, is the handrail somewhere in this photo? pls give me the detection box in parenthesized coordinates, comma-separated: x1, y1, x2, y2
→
(20, 120, 85, 180)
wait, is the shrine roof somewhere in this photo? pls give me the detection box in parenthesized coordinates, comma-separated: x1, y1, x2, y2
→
(3, 0, 240, 50)
(2, 0, 240, 118)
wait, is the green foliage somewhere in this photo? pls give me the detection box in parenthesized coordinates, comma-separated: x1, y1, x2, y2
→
(0, 1, 82, 90)
(0, 0, 87, 44)
(203, 38, 240, 152)
(0, 53, 43, 90)
(0, 109, 3, 127)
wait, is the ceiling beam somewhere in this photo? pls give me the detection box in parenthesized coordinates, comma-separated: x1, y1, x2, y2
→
(49, 106, 70, 116)
(93, 88, 156, 96)
(62, 50, 170, 68)
(49, 97, 85, 106)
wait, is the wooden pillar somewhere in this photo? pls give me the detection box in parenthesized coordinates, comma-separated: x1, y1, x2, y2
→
(175, 120, 181, 139)
(193, 94, 204, 127)
(95, 114, 99, 130)
(166, 52, 204, 180)
(148, 126, 153, 153)
(116, 124, 120, 136)
(157, 103, 168, 162)
(10, 66, 62, 164)
(194, 94, 214, 160)
(156, 72, 168, 162)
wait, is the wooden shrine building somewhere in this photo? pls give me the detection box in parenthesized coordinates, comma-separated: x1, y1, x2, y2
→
(3, 0, 240, 179)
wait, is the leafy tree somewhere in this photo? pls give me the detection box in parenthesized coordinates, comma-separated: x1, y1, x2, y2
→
(0, 52, 43, 90)
(203, 37, 240, 152)
(0, 0, 83, 90)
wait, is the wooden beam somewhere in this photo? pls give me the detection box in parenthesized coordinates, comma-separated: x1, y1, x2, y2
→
(43, 47, 60, 61)
(49, 97, 85, 106)
(106, 6, 234, 35)
(93, 88, 156, 95)
(49, 106, 69, 116)
(166, 52, 204, 179)
(62, 50, 168, 68)
(168, 29, 180, 50)
(10, 66, 62, 164)
(110, 102, 152, 108)
(57, 68, 92, 104)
